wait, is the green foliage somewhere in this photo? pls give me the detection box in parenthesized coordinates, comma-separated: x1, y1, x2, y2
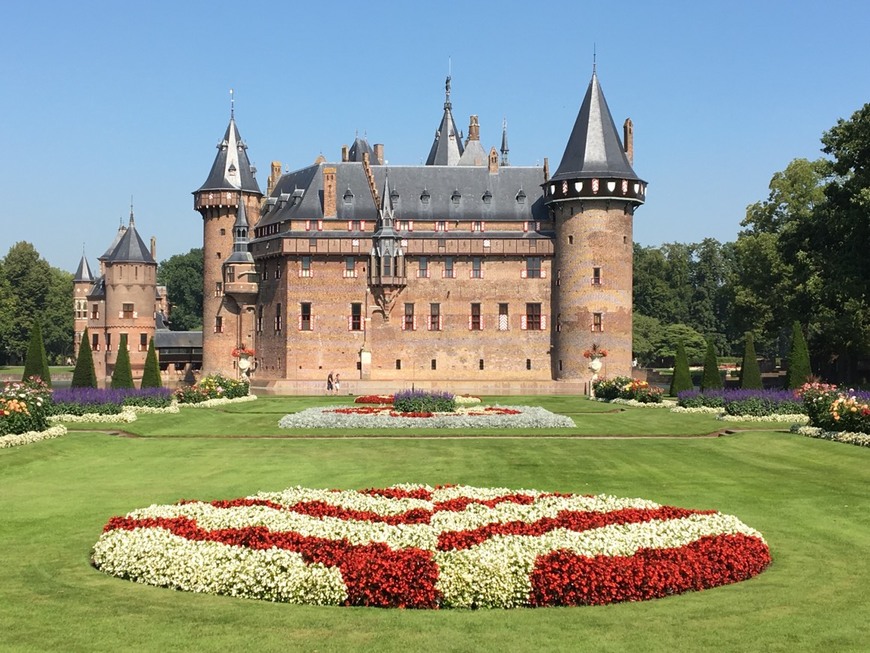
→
(23, 321, 51, 387)
(71, 328, 97, 389)
(701, 341, 723, 391)
(111, 334, 134, 390)
(140, 338, 162, 389)
(669, 342, 693, 395)
(175, 373, 249, 404)
(0, 376, 52, 435)
(157, 248, 204, 331)
(739, 332, 763, 390)
(786, 322, 812, 389)
(393, 389, 456, 413)
(592, 376, 663, 403)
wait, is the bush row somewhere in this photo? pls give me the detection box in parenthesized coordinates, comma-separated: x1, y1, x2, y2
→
(593, 377, 664, 404)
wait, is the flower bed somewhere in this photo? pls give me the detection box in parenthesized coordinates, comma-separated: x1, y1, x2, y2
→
(92, 484, 770, 608)
(175, 374, 250, 404)
(593, 377, 664, 404)
(678, 389, 805, 417)
(279, 404, 573, 429)
(0, 377, 52, 436)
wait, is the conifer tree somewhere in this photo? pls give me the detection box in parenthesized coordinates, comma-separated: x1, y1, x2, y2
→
(140, 337, 162, 389)
(786, 321, 812, 389)
(111, 334, 134, 389)
(22, 320, 51, 387)
(701, 340, 723, 391)
(739, 332, 763, 390)
(71, 328, 97, 389)
(669, 342, 693, 396)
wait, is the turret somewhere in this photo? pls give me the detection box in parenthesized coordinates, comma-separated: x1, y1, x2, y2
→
(425, 76, 465, 166)
(73, 251, 94, 358)
(544, 70, 647, 380)
(366, 167, 406, 321)
(193, 104, 263, 375)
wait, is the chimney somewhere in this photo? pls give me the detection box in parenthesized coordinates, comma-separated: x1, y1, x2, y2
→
(322, 167, 337, 218)
(623, 118, 634, 165)
(488, 147, 499, 174)
(373, 143, 384, 165)
(543, 157, 550, 182)
(341, 145, 349, 162)
(467, 115, 480, 144)
(150, 237, 157, 261)
(268, 161, 282, 196)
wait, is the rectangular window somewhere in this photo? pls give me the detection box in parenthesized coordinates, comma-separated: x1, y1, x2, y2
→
(431, 359, 437, 370)
(275, 303, 282, 332)
(257, 306, 264, 333)
(300, 256, 312, 278)
(344, 257, 357, 278)
(429, 303, 441, 331)
(498, 303, 509, 331)
(469, 303, 482, 330)
(227, 266, 236, 282)
(139, 333, 147, 351)
(351, 220, 361, 231)
(92, 332, 99, 351)
(214, 316, 223, 333)
(215, 281, 223, 296)
(396, 359, 402, 370)
(470, 257, 482, 278)
(350, 303, 363, 331)
(91, 304, 99, 320)
(592, 267, 601, 285)
(523, 303, 543, 330)
(436, 220, 447, 232)
(592, 312, 603, 332)
(471, 221, 484, 232)
(275, 262, 282, 279)
(418, 257, 429, 278)
(443, 257, 455, 279)
(300, 302, 312, 331)
(105, 333, 112, 352)
(479, 359, 485, 370)
(403, 303, 416, 331)
(398, 220, 413, 231)
(122, 303, 134, 319)
(523, 257, 543, 279)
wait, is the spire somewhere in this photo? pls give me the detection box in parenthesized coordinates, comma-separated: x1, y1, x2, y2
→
(425, 76, 465, 166)
(500, 118, 510, 166)
(196, 105, 262, 194)
(550, 71, 640, 183)
(225, 201, 254, 263)
(105, 216, 155, 264)
(74, 253, 94, 282)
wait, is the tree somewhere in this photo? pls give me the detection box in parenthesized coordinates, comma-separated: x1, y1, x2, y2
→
(669, 342, 693, 396)
(22, 321, 51, 387)
(140, 337, 162, 389)
(786, 321, 812, 389)
(111, 334, 134, 389)
(157, 248, 204, 331)
(42, 268, 74, 364)
(701, 340, 723, 391)
(739, 332, 763, 390)
(71, 328, 97, 389)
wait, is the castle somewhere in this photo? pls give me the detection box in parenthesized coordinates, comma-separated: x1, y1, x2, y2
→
(193, 70, 646, 393)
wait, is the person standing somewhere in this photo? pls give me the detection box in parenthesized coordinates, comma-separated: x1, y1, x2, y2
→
(334, 372, 341, 395)
(327, 372, 334, 394)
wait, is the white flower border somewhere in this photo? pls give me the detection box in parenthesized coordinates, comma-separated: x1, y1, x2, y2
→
(0, 424, 68, 449)
(179, 395, 258, 409)
(791, 424, 870, 447)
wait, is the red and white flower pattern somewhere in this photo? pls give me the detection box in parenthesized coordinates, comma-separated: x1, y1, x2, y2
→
(92, 484, 770, 608)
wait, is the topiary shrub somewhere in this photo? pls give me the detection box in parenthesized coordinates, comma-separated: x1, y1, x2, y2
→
(669, 343, 693, 396)
(140, 338, 162, 389)
(23, 321, 51, 388)
(701, 340, 723, 392)
(739, 332, 763, 390)
(72, 327, 98, 389)
(393, 389, 456, 413)
(111, 334, 134, 390)
(786, 321, 812, 390)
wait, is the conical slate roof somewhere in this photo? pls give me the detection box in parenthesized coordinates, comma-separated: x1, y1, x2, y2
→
(347, 135, 374, 162)
(104, 218, 155, 264)
(197, 116, 262, 193)
(425, 76, 465, 166)
(551, 72, 640, 182)
(100, 223, 127, 261)
(225, 201, 254, 264)
(74, 255, 94, 282)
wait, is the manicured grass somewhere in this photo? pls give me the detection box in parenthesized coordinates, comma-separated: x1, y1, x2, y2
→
(3, 403, 869, 652)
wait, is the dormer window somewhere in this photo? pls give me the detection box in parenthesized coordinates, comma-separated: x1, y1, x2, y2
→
(390, 189, 400, 203)
(451, 189, 461, 204)
(343, 188, 354, 203)
(420, 189, 431, 204)
(516, 189, 526, 204)
(482, 190, 492, 204)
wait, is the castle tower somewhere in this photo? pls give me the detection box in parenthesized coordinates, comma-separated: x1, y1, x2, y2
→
(544, 71, 647, 380)
(193, 107, 263, 375)
(222, 201, 259, 377)
(73, 252, 94, 358)
(425, 76, 465, 166)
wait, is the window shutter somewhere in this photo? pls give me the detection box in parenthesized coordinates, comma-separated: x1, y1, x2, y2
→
(523, 222, 529, 232)
(521, 315, 528, 330)
(541, 315, 547, 330)
(118, 311, 123, 318)
(413, 316, 418, 331)
(347, 316, 352, 330)
(317, 220, 323, 231)
(361, 221, 366, 230)
(347, 221, 352, 230)
(298, 315, 302, 330)
(541, 270, 547, 279)
(409, 221, 413, 231)
(521, 270, 527, 279)
(468, 315, 472, 330)
(480, 315, 485, 330)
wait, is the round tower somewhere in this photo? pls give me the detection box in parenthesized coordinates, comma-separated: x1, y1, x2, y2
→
(544, 71, 647, 381)
(193, 109, 263, 376)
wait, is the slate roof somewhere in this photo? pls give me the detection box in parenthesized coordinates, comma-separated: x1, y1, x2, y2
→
(154, 330, 202, 349)
(74, 255, 94, 282)
(551, 72, 641, 183)
(256, 162, 547, 233)
(196, 117, 262, 194)
(347, 136, 374, 162)
(425, 76, 465, 166)
(225, 201, 254, 264)
(100, 223, 127, 261)
(104, 219, 155, 265)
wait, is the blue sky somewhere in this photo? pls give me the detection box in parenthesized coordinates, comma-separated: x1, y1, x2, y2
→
(3, 0, 868, 273)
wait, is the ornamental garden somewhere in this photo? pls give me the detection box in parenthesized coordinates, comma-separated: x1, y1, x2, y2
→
(2, 367, 869, 650)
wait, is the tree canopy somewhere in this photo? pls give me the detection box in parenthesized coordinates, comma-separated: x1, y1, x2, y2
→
(157, 248, 203, 331)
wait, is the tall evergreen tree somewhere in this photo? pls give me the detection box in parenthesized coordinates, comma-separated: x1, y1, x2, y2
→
(71, 328, 97, 389)
(669, 342, 693, 396)
(140, 337, 162, 389)
(701, 340, 723, 391)
(22, 321, 51, 387)
(739, 332, 763, 390)
(786, 321, 813, 389)
(111, 334, 134, 389)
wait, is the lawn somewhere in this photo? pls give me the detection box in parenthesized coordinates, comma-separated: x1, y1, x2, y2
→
(2, 398, 869, 652)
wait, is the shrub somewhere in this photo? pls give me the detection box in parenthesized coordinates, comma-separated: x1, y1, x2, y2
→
(111, 335, 134, 390)
(72, 327, 98, 389)
(0, 377, 52, 436)
(677, 390, 725, 409)
(593, 377, 664, 403)
(701, 341, 723, 392)
(786, 322, 812, 390)
(393, 389, 456, 413)
(722, 390, 804, 417)
(175, 374, 249, 404)
(669, 343, 693, 396)
(796, 382, 870, 433)
(140, 338, 162, 389)
(23, 322, 51, 388)
(49, 387, 174, 416)
(739, 333, 763, 390)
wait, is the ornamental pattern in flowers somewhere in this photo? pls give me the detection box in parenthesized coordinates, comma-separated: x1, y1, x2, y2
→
(92, 484, 771, 608)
